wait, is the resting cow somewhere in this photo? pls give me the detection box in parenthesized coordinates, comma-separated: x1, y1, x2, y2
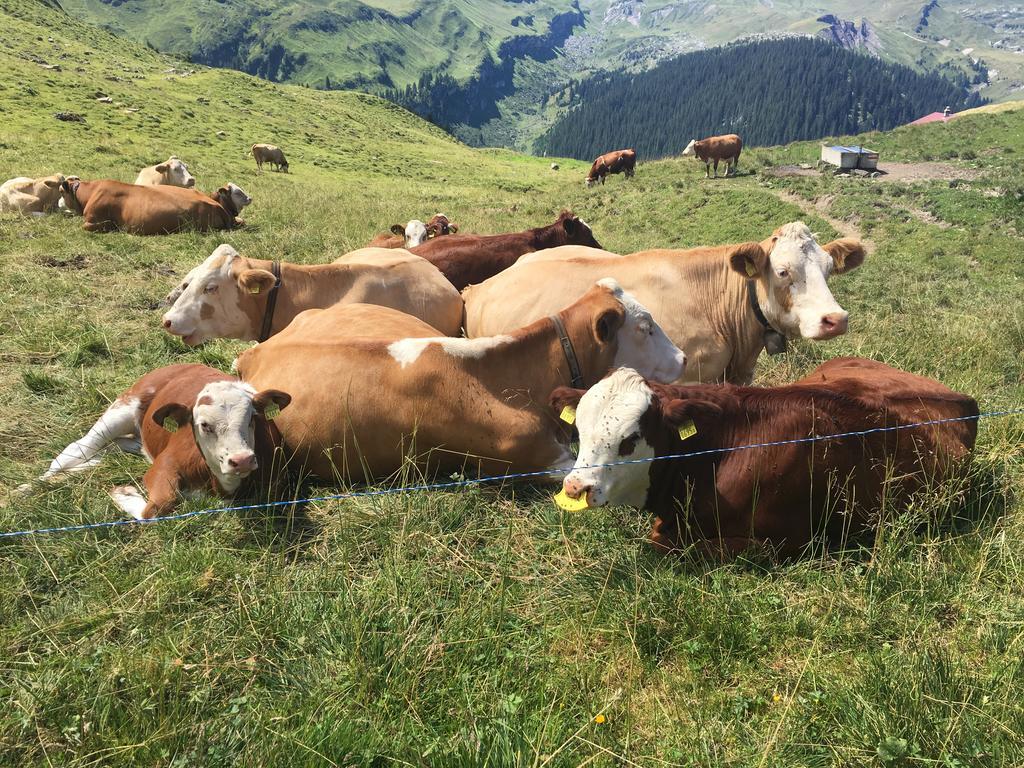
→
(0, 174, 65, 215)
(552, 359, 978, 557)
(250, 143, 289, 172)
(682, 134, 742, 178)
(235, 281, 686, 480)
(59, 179, 250, 234)
(133, 157, 195, 187)
(368, 213, 459, 249)
(411, 210, 602, 290)
(162, 244, 464, 344)
(586, 149, 637, 187)
(464, 222, 865, 384)
(25, 364, 291, 520)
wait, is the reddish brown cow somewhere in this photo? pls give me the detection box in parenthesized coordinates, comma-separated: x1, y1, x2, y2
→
(26, 364, 291, 520)
(368, 213, 459, 248)
(59, 179, 248, 234)
(682, 134, 743, 178)
(552, 358, 978, 558)
(586, 149, 637, 187)
(410, 210, 603, 290)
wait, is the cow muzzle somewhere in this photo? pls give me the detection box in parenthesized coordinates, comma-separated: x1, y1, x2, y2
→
(815, 311, 849, 340)
(226, 452, 258, 476)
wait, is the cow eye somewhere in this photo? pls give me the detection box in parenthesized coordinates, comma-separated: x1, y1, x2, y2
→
(204, 284, 218, 294)
(200, 422, 215, 435)
(776, 268, 789, 279)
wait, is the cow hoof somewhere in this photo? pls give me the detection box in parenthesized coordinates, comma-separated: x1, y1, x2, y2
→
(109, 485, 148, 520)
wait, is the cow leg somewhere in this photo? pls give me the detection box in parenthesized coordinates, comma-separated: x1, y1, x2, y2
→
(649, 516, 684, 554)
(713, 159, 719, 178)
(37, 399, 141, 483)
(704, 161, 710, 179)
(113, 454, 184, 520)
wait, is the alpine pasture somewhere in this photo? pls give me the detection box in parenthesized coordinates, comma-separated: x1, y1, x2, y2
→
(1, 0, 1023, 764)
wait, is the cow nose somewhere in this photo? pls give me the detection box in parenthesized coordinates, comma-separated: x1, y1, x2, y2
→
(162, 317, 173, 330)
(563, 475, 590, 499)
(186, 179, 195, 188)
(227, 452, 257, 473)
(820, 312, 849, 338)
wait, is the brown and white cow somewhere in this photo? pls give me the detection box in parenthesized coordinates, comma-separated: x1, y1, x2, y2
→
(551, 358, 978, 557)
(464, 222, 865, 384)
(235, 281, 686, 481)
(133, 157, 196, 188)
(250, 143, 289, 172)
(682, 134, 743, 178)
(586, 149, 637, 187)
(368, 213, 460, 248)
(161, 244, 464, 344)
(410, 210, 602, 290)
(59, 179, 250, 234)
(25, 364, 291, 520)
(0, 174, 65, 215)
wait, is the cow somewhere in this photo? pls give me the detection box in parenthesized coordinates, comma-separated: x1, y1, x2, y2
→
(209, 182, 252, 224)
(586, 149, 637, 187)
(23, 364, 291, 520)
(410, 210, 603, 290)
(234, 281, 686, 481)
(551, 358, 978, 558)
(464, 222, 866, 384)
(133, 157, 196, 188)
(368, 213, 460, 248)
(0, 174, 65, 215)
(59, 179, 250, 234)
(249, 143, 289, 172)
(682, 134, 743, 178)
(161, 244, 464, 344)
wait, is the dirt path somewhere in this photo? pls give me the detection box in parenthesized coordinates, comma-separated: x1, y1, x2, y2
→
(769, 161, 980, 182)
(771, 189, 871, 248)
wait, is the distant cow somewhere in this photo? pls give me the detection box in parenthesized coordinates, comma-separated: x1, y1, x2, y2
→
(552, 359, 978, 557)
(60, 179, 250, 234)
(682, 134, 742, 178)
(586, 149, 637, 187)
(25, 364, 291, 520)
(0, 174, 65, 215)
(410, 210, 603, 290)
(368, 213, 460, 249)
(250, 143, 289, 172)
(133, 157, 195, 188)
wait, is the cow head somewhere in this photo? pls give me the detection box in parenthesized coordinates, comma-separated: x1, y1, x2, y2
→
(390, 219, 429, 248)
(162, 244, 271, 344)
(215, 182, 252, 215)
(34, 174, 66, 210)
(559, 210, 603, 249)
(59, 177, 83, 215)
(152, 381, 290, 492)
(681, 140, 697, 157)
(426, 213, 457, 236)
(729, 222, 865, 341)
(155, 157, 196, 188)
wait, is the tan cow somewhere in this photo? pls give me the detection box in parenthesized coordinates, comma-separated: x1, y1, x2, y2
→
(235, 281, 686, 480)
(682, 134, 743, 178)
(250, 143, 289, 172)
(464, 222, 866, 384)
(133, 157, 196, 187)
(59, 179, 248, 234)
(161, 244, 464, 344)
(0, 174, 65, 215)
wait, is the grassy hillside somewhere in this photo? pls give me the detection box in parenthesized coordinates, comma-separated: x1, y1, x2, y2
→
(2, 0, 1024, 765)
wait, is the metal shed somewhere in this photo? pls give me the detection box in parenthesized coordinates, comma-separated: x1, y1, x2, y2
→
(821, 145, 879, 171)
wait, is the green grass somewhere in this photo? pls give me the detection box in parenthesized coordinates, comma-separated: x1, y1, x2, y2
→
(2, 0, 1024, 765)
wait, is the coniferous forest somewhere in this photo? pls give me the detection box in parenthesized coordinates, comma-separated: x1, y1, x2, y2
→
(536, 38, 986, 160)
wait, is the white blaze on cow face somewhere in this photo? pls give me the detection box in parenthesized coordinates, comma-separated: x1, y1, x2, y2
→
(561, 368, 656, 508)
(404, 219, 428, 247)
(161, 158, 195, 188)
(189, 381, 263, 493)
(162, 244, 253, 345)
(226, 182, 252, 211)
(597, 279, 687, 383)
(681, 140, 697, 157)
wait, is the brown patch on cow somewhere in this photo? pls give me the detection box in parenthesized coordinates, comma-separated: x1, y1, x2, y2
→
(197, 395, 214, 406)
(618, 434, 639, 456)
(200, 302, 216, 320)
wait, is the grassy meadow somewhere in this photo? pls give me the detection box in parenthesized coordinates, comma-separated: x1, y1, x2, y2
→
(2, 0, 1024, 765)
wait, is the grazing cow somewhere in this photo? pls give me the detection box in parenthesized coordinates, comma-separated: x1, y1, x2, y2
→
(0, 174, 65, 215)
(25, 364, 291, 520)
(411, 210, 603, 290)
(464, 222, 865, 384)
(368, 213, 460, 248)
(133, 157, 196, 188)
(552, 358, 978, 557)
(162, 244, 464, 344)
(586, 149, 637, 187)
(235, 281, 686, 480)
(250, 143, 289, 172)
(59, 179, 249, 234)
(682, 134, 743, 178)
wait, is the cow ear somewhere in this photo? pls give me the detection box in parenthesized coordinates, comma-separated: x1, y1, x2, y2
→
(447, 223, 459, 234)
(593, 304, 625, 344)
(549, 386, 585, 414)
(237, 269, 277, 295)
(152, 403, 192, 433)
(43, 177, 61, 188)
(662, 398, 722, 426)
(562, 216, 577, 236)
(155, 164, 169, 174)
(390, 224, 405, 236)
(253, 389, 291, 419)
(822, 238, 866, 274)
(728, 242, 768, 279)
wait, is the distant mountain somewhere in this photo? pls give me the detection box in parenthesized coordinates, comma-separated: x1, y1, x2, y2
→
(536, 37, 985, 160)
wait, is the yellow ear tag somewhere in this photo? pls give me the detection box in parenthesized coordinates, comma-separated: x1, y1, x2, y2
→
(263, 402, 280, 421)
(745, 262, 758, 278)
(677, 420, 697, 441)
(249, 285, 261, 295)
(559, 405, 576, 425)
(554, 488, 589, 511)
(162, 416, 179, 433)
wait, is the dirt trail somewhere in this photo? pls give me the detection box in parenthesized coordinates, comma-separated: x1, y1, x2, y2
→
(769, 161, 980, 182)
(771, 189, 872, 249)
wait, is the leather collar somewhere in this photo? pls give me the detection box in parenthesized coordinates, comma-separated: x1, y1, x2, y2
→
(549, 313, 584, 388)
(257, 261, 282, 343)
(746, 279, 787, 355)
